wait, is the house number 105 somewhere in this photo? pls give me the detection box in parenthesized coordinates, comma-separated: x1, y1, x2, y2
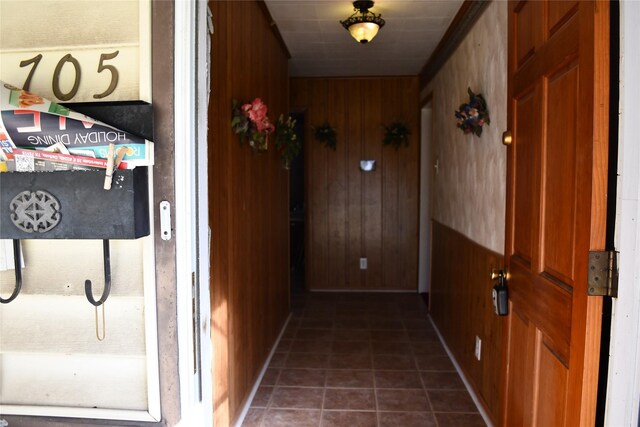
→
(19, 51, 120, 101)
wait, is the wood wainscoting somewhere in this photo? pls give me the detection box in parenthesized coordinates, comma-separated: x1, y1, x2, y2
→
(291, 77, 420, 291)
(208, 1, 291, 425)
(430, 220, 504, 424)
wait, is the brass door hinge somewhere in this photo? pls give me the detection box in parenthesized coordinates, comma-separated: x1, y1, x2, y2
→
(588, 250, 619, 297)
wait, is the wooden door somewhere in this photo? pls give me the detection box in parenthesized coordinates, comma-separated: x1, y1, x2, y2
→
(503, 1, 609, 425)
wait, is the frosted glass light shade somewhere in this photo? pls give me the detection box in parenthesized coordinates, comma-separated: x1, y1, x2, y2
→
(348, 22, 380, 43)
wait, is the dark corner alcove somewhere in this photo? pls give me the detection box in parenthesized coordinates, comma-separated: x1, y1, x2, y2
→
(289, 111, 305, 294)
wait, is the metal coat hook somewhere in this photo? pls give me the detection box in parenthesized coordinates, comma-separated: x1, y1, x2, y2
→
(0, 239, 23, 304)
(84, 239, 111, 306)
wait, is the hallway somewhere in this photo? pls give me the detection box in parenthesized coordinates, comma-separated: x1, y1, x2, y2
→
(242, 292, 486, 427)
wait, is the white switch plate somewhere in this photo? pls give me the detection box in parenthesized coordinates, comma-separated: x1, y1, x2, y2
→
(474, 336, 482, 360)
(360, 258, 367, 269)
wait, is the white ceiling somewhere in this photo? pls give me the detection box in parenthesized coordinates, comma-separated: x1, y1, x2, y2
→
(264, 0, 464, 77)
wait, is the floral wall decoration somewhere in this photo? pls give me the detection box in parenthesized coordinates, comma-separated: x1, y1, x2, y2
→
(231, 98, 275, 152)
(313, 121, 337, 150)
(382, 121, 411, 150)
(275, 114, 301, 169)
(455, 88, 491, 137)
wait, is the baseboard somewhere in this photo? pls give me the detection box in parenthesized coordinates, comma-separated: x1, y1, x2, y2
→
(428, 315, 494, 427)
(233, 313, 292, 427)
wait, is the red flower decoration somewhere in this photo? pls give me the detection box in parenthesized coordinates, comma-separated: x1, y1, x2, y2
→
(232, 98, 275, 152)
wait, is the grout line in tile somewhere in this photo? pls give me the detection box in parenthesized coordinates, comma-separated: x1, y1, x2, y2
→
(257, 406, 265, 427)
(263, 386, 276, 410)
(374, 387, 433, 391)
(423, 382, 437, 425)
(273, 368, 283, 388)
(320, 377, 327, 427)
(372, 347, 381, 427)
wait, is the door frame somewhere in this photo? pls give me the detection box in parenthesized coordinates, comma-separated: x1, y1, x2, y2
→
(173, 0, 212, 425)
(604, 2, 640, 425)
(418, 93, 433, 295)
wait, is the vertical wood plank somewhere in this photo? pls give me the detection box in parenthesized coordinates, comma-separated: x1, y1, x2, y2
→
(327, 79, 348, 289)
(308, 79, 330, 289)
(346, 79, 364, 289)
(361, 79, 383, 289)
(209, 2, 230, 425)
(399, 77, 420, 289)
(381, 78, 401, 289)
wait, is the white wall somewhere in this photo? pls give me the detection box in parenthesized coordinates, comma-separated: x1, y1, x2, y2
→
(421, 0, 507, 254)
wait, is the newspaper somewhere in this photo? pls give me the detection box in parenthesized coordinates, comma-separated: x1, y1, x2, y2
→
(11, 148, 130, 172)
(0, 81, 153, 170)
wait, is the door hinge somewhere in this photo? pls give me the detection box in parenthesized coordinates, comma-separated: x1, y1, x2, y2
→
(588, 250, 619, 297)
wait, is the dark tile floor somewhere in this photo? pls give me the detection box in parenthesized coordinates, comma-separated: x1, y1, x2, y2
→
(242, 292, 487, 427)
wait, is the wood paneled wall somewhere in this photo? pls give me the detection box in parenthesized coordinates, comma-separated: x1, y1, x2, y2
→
(430, 220, 504, 424)
(291, 77, 419, 291)
(208, 2, 290, 425)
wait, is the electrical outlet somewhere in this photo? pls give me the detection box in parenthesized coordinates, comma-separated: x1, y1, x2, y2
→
(360, 257, 368, 270)
(474, 336, 482, 361)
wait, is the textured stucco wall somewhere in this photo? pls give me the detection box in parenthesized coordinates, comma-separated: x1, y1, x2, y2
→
(423, 0, 507, 254)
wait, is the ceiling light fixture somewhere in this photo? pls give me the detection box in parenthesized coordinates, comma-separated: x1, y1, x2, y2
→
(340, 0, 385, 44)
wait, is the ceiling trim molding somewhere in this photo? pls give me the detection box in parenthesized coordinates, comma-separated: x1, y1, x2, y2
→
(257, 0, 292, 59)
(419, 0, 491, 88)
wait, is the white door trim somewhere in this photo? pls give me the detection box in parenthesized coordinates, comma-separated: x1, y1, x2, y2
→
(605, 2, 640, 425)
(173, 0, 212, 426)
(418, 102, 433, 294)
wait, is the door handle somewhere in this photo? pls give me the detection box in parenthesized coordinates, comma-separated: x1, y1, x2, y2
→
(502, 130, 513, 146)
(490, 269, 506, 281)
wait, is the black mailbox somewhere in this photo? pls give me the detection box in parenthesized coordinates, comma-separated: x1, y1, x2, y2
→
(0, 167, 149, 239)
(0, 102, 153, 240)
